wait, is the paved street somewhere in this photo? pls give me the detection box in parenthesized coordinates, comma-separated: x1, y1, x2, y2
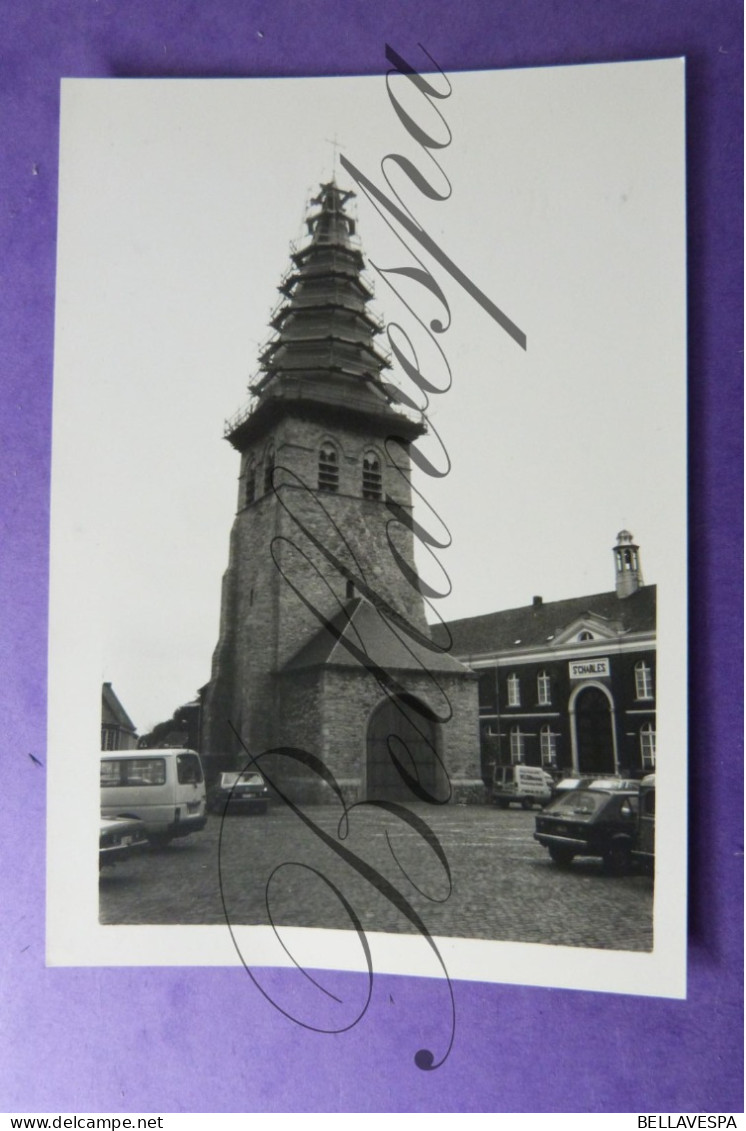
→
(100, 803, 653, 951)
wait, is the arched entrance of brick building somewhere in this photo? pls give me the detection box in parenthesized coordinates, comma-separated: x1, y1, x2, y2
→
(365, 694, 444, 802)
(569, 683, 618, 776)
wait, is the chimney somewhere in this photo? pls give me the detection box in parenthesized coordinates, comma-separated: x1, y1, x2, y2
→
(532, 595, 543, 608)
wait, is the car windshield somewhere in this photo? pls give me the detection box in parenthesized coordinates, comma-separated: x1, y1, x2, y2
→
(221, 772, 264, 787)
(176, 753, 203, 784)
(586, 777, 638, 791)
(548, 790, 609, 817)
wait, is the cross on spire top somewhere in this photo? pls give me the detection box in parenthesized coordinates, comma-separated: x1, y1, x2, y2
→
(324, 133, 345, 176)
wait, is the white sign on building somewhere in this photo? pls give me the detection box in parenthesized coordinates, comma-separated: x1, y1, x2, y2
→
(569, 658, 610, 679)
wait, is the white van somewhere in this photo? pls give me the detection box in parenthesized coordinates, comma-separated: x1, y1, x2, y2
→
(492, 764, 553, 809)
(101, 748, 207, 847)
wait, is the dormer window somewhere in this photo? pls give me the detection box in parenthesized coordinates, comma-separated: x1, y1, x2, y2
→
(318, 445, 339, 493)
(362, 452, 382, 500)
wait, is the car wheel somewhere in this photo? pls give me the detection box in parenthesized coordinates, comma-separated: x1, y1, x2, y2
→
(521, 798, 533, 811)
(603, 840, 632, 876)
(548, 845, 574, 866)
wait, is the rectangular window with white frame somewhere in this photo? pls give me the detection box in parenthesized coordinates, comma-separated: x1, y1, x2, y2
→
(537, 670, 551, 706)
(635, 660, 654, 699)
(640, 722, 656, 769)
(540, 725, 557, 765)
(510, 726, 525, 763)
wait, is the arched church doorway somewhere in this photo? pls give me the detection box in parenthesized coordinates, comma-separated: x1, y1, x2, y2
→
(573, 685, 616, 775)
(365, 694, 443, 802)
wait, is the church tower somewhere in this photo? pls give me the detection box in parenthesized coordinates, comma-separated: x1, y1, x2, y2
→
(202, 182, 482, 804)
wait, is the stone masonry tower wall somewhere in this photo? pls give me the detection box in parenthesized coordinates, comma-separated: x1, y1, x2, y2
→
(204, 412, 429, 756)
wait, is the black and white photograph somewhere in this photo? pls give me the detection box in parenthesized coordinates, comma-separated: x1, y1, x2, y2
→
(48, 59, 687, 996)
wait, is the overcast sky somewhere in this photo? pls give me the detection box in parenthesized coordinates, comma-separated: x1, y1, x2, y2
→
(51, 59, 686, 733)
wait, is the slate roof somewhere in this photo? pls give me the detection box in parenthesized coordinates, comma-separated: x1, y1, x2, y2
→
(431, 585, 656, 659)
(282, 597, 471, 676)
(226, 182, 423, 450)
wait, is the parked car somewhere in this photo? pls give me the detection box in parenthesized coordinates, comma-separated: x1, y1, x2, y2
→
(549, 776, 583, 801)
(534, 781, 640, 873)
(101, 748, 207, 847)
(210, 769, 270, 815)
(492, 764, 553, 809)
(632, 773, 655, 870)
(549, 774, 638, 801)
(99, 816, 148, 869)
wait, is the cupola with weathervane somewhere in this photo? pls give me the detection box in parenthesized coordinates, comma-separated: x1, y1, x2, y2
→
(614, 529, 644, 599)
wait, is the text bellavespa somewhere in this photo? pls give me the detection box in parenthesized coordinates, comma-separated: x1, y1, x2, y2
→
(638, 1118, 738, 1128)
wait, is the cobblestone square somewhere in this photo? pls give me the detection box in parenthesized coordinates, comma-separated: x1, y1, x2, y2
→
(100, 803, 653, 952)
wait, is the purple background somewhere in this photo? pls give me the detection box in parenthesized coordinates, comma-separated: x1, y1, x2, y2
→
(1, 0, 742, 1114)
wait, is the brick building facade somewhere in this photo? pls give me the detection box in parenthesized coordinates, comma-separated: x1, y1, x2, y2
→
(434, 532, 656, 785)
(201, 182, 482, 803)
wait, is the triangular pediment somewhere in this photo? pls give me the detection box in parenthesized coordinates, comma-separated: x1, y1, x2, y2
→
(548, 612, 625, 648)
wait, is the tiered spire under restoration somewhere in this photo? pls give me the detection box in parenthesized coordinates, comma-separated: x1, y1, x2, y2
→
(225, 181, 422, 449)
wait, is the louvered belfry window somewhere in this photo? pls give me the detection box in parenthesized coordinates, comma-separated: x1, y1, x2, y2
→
(263, 450, 275, 495)
(362, 452, 382, 499)
(245, 459, 256, 505)
(318, 446, 339, 492)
